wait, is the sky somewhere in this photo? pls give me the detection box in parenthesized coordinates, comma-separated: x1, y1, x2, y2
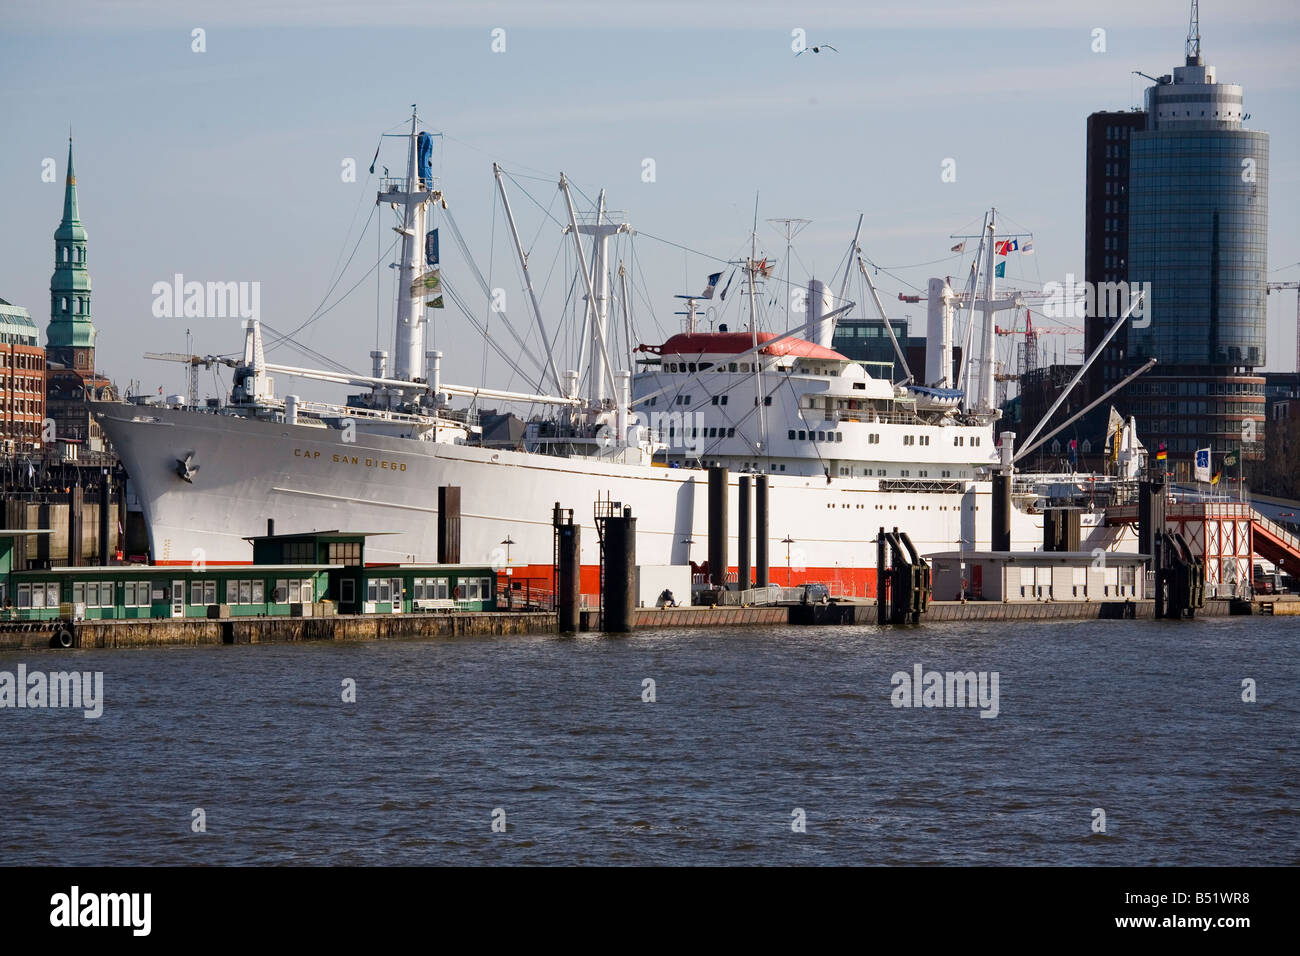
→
(1, 0, 1297, 404)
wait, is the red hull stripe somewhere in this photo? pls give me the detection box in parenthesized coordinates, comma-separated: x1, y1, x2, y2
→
(504, 564, 880, 599)
(150, 561, 882, 597)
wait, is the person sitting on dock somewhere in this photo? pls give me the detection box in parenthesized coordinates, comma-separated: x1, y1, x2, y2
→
(657, 588, 679, 608)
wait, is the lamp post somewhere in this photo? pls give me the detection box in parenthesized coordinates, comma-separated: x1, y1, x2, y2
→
(782, 535, 795, 586)
(500, 536, 515, 607)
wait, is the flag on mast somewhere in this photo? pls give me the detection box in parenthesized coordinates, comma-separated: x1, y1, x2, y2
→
(1194, 447, 1211, 482)
(700, 272, 722, 299)
(995, 261, 1006, 278)
(1106, 405, 1125, 462)
(718, 269, 736, 301)
(411, 270, 440, 296)
(950, 241, 965, 253)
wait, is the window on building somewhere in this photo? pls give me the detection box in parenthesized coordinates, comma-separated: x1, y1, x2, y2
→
(281, 541, 314, 563)
(326, 542, 361, 565)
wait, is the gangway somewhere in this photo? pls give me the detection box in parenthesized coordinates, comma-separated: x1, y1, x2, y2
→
(1107, 500, 1300, 596)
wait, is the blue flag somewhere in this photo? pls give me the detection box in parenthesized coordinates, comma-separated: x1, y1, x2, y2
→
(417, 131, 435, 186)
(1194, 447, 1211, 482)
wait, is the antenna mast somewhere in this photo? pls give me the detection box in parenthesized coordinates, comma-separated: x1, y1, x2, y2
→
(1186, 0, 1201, 63)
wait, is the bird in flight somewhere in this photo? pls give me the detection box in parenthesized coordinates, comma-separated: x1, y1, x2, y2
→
(797, 44, 837, 56)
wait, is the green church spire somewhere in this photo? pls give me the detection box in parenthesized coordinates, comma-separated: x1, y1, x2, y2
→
(62, 138, 80, 226)
(47, 136, 96, 363)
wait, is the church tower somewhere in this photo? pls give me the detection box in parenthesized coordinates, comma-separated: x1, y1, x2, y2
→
(45, 136, 114, 450)
(47, 137, 96, 375)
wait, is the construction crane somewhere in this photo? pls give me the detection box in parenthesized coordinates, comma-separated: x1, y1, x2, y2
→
(995, 310, 1083, 374)
(1266, 281, 1300, 372)
(991, 309, 1085, 405)
(142, 352, 238, 406)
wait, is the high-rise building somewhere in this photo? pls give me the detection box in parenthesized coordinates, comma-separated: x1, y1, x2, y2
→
(1095, 12, 1270, 476)
(1082, 110, 1146, 405)
(0, 299, 46, 452)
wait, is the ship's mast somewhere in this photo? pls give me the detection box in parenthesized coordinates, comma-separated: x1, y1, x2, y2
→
(573, 189, 627, 408)
(386, 107, 434, 387)
(748, 196, 767, 450)
(559, 175, 628, 433)
(981, 208, 997, 415)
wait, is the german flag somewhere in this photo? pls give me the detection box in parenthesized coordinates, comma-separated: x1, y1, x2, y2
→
(1156, 443, 1168, 462)
(1211, 469, 1222, 485)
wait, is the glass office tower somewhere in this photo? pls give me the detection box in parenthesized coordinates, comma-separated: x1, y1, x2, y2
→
(1123, 48, 1269, 461)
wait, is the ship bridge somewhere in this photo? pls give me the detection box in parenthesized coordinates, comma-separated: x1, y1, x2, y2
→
(648, 331, 848, 362)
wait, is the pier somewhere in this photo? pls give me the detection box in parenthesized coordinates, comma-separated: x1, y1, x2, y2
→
(8, 592, 1287, 652)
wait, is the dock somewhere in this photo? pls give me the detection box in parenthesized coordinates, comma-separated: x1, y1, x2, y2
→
(8, 594, 1290, 652)
(0, 610, 556, 651)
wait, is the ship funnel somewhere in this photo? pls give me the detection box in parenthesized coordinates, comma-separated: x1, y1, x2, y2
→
(999, 430, 1016, 470)
(427, 350, 442, 393)
(925, 277, 956, 387)
(808, 279, 835, 348)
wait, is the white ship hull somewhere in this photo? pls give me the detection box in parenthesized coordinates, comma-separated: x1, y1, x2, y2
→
(97, 403, 1136, 595)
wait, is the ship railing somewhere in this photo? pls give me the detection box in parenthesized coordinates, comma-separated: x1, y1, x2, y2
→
(495, 579, 553, 610)
(1254, 511, 1300, 554)
(280, 398, 455, 429)
(878, 478, 965, 495)
(691, 571, 740, 587)
(818, 408, 928, 426)
(717, 585, 786, 606)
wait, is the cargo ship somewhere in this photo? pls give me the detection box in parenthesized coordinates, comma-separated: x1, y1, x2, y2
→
(96, 109, 1142, 595)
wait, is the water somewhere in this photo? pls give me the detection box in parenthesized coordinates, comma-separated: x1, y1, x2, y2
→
(1, 618, 1296, 865)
